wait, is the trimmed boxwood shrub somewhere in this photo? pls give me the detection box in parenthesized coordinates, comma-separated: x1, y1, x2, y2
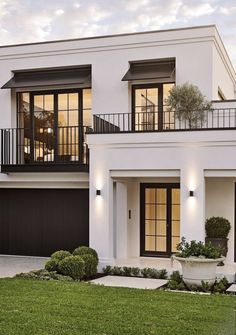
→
(205, 217, 231, 238)
(80, 254, 98, 278)
(73, 246, 98, 263)
(58, 256, 85, 280)
(45, 259, 59, 272)
(51, 250, 71, 261)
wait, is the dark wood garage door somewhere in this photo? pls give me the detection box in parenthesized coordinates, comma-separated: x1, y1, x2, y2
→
(0, 188, 89, 257)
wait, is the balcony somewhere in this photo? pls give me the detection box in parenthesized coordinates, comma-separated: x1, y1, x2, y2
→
(0, 126, 90, 173)
(93, 108, 236, 133)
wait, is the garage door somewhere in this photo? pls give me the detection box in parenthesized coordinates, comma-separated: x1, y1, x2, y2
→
(0, 189, 89, 257)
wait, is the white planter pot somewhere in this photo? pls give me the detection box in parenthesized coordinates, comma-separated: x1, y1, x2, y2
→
(173, 255, 225, 287)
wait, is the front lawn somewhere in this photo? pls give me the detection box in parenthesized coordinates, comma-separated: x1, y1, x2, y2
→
(0, 279, 235, 335)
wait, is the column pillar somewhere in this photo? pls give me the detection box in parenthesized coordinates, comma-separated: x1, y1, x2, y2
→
(115, 181, 128, 259)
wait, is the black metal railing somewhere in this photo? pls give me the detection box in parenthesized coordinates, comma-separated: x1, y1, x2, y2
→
(93, 108, 236, 133)
(0, 126, 90, 166)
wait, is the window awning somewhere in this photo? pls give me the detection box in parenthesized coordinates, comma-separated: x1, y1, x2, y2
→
(122, 60, 175, 81)
(1, 66, 91, 89)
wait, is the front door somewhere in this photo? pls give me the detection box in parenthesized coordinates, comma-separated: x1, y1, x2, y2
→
(140, 183, 180, 257)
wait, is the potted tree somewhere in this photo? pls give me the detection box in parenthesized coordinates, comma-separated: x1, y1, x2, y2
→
(205, 216, 231, 259)
(173, 238, 225, 287)
(166, 82, 212, 128)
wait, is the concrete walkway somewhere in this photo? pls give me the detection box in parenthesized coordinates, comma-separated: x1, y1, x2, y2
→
(0, 255, 48, 278)
(90, 275, 168, 289)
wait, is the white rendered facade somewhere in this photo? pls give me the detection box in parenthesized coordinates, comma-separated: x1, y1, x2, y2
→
(0, 25, 236, 265)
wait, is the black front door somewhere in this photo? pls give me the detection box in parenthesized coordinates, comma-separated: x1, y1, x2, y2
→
(140, 183, 180, 257)
(30, 90, 82, 163)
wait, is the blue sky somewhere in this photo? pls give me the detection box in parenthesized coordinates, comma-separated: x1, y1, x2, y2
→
(0, 0, 235, 69)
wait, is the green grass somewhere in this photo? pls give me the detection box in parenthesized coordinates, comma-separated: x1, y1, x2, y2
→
(0, 278, 235, 335)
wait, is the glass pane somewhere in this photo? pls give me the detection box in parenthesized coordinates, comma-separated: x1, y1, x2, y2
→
(69, 110, 78, 126)
(83, 89, 91, 109)
(147, 88, 158, 107)
(172, 189, 180, 204)
(58, 94, 68, 110)
(172, 237, 180, 252)
(58, 111, 68, 126)
(156, 205, 166, 220)
(156, 236, 166, 252)
(34, 95, 43, 111)
(44, 95, 54, 111)
(163, 83, 174, 104)
(172, 205, 180, 221)
(156, 221, 166, 236)
(145, 189, 155, 203)
(172, 220, 180, 237)
(145, 220, 155, 235)
(145, 205, 155, 220)
(135, 89, 146, 107)
(145, 236, 155, 251)
(156, 189, 166, 204)
(69, 93, 78, 110)
(83, 109, 92, 127)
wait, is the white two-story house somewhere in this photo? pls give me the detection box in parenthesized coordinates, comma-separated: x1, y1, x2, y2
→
(0, 25, 236, 271)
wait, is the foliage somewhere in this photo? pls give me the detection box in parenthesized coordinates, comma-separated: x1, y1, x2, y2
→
(131, 267, 140, 277)
(58, 256, 85, 280)
(112, 266, 124, 276)
(45, 259, 59, 272)
(102, 266, 167, 279)
(176, 237, 222, 259)
(166, 271, 230, 294)
(102, 265, 113, 275)
(73, 246, 98, 262)
(167, 271, 186, 290)
(122, 267, 132, 276)
(15, 269, 73, 282)
(0, 279, 234, 335)
(205, 217, 231, 238)
(51, 250, 71, 261)
(80, 254, 97, 279)
(166, 83, 212, 128)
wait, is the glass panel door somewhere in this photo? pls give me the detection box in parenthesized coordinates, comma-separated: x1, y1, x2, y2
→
(141, 183, 180, 256)
(32, 93, 54, 162)
(58, 92, 80, 162)
(134, 87, 159, 131)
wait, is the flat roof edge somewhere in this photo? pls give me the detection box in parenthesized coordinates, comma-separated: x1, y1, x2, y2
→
(0, 24, 216, 49)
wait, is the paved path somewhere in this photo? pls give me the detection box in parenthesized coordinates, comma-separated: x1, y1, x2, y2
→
(0, 255, 48, 278)
(90, 275, 168, 289)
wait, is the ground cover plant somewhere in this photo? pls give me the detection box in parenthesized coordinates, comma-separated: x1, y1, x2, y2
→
(103, 265, 168, 279)
(0, 278, 235, 335)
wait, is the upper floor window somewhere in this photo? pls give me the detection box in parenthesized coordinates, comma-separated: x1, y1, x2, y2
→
(17, 89, 91, 163)
(132, 83, 174, 131)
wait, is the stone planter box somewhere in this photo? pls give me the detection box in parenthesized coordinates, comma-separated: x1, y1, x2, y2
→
(173, 255, 225, 287)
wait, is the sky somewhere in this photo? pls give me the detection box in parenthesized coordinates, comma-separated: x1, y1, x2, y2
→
(0, 0, 236, 69)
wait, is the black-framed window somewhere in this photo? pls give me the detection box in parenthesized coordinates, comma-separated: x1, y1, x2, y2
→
(17, 88, 91, 164)
(132, 83, 175, 131)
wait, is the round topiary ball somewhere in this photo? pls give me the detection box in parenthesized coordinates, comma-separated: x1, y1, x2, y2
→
(45, 258, 59, 272)
(73, 246, 98, 263)
(205, 217, 231, 238)
(51, 250, 71, 261)
(80, 254, 98, 278)
(58, 255, 85, 280)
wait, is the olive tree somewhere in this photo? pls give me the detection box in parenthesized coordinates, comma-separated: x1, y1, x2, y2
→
(166, 83, 212, 128)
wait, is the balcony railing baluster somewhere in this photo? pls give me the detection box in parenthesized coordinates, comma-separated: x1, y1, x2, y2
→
(0, 126, 89, 167)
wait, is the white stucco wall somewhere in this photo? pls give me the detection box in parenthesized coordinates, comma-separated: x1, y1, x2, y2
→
(206, 178, 235, 263)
